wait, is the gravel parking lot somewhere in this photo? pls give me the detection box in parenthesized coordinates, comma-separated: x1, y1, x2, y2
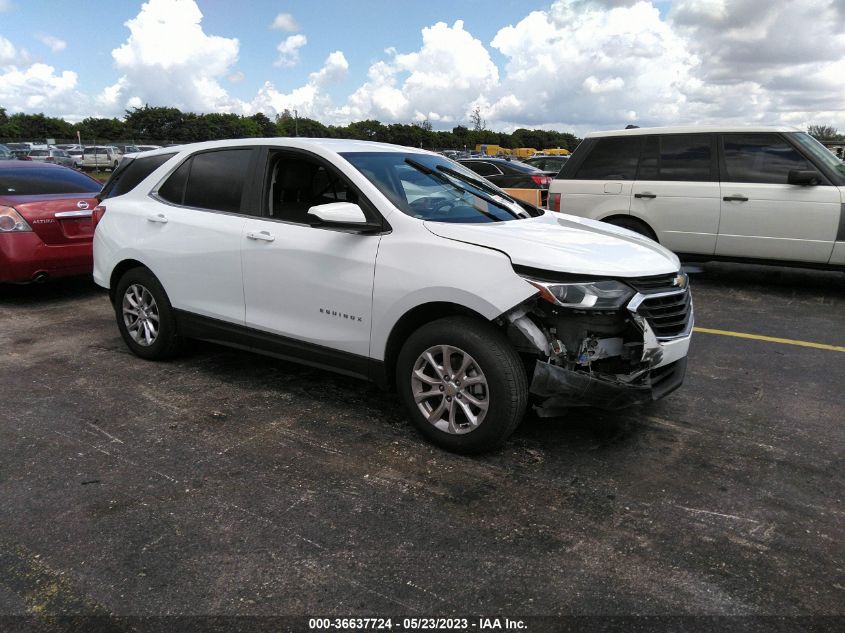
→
(1, 264, 843, 629)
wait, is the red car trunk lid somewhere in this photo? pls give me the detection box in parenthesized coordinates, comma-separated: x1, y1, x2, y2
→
(5, 194, 100, 245)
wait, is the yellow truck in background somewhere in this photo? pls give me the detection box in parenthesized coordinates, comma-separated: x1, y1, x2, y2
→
(475, 144, 570, 157)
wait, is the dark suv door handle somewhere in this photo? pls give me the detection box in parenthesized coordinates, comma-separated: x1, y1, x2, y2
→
(634, 193, 656, 199)
(723, 195, 749, 202)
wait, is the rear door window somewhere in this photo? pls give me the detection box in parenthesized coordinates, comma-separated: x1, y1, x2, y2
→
(721, 134, 814, 184)
(575, 137, 641, 180)
(157, 149, 254, 213)
(638, 134, 713, 181)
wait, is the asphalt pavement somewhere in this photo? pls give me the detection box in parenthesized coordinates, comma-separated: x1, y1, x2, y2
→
(0, 263, 843, 631)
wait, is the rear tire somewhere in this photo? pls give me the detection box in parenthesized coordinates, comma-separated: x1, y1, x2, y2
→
(396, 316, 527, 453)
(114, 267, 181, 361)
(604, 216, 658, 241)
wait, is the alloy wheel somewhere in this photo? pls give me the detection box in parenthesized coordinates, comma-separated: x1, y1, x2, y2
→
(411, 345, 489, 434)
(122, 284, 160, 347)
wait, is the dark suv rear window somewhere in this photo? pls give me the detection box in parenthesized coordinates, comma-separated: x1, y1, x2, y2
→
(100, 153, 176, 200)
(574, 137, 641, 180)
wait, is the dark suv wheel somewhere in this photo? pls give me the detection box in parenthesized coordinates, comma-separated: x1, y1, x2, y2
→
(396, 316, 527, 453)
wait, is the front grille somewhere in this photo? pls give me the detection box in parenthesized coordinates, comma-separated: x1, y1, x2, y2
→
(636, 290, 692, 339)
(626, 273, 679, 294)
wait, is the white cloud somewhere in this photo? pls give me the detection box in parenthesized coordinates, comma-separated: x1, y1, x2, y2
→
(249, 51, 348, 119)
(0, 35, 16, 64)
(274, 34, 306, 68)
(101, 0, 241, 113)
(271, 13, 298, 32)
(340, 20, 500, 125)
(0, 62, 86, 118)
(36, 33, 67, 53)
(0, 0, 13, 12)
(227, 70, 245, 83)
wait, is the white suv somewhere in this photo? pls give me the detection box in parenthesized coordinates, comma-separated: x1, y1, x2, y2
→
(548, 126, 845, 269)
(93, 139, 693, 452)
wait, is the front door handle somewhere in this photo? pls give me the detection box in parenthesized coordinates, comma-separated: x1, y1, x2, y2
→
(147, 213, 168, 223)
(723, 195, 749, 202)
(634, 192, 657, 199)
(246, 230, 275, 242)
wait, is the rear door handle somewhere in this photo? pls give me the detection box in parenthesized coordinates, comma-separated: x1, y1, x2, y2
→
(147, 213, 168, 223)
(246, 230, 275, 242)
(634, 192, 656, 199)
(723, 195, 749, 202)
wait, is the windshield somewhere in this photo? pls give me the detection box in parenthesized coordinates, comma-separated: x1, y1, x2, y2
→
(341, 152, 542, 223)
(789, 132, 845, 183)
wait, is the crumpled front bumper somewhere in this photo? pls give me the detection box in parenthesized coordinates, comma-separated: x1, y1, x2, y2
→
(529, 356, 688, 417)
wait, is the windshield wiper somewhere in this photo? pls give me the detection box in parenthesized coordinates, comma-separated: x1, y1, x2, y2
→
(404, 159, 519, 220)
(435, 164, 511, 198)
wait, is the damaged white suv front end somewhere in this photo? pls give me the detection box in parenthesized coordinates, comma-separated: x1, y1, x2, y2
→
(504, 268, 692, 417)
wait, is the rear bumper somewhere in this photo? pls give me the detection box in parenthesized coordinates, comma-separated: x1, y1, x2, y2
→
(0, 233, 92, 283)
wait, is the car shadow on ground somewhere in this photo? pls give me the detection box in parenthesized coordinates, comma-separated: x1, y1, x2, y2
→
(0, 276, 103, 306)
(176, 338, 645, 457)
(684, 261, 845, 295)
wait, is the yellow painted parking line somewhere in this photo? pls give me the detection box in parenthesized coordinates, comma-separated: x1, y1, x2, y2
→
(693, 327, 845, 353)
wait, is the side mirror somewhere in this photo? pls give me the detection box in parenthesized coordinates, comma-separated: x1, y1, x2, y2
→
(307, 202, 381, 232)
(788, 170, 822, 186)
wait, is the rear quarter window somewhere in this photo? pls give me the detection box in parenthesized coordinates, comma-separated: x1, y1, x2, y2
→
(574, 137, 641, 180)
(101, 153, 176, 200)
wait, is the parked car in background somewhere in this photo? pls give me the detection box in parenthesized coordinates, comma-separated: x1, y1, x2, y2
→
(136, 145, 163, 152)
(27, 148, 76, 168)
(81, 146, 122, 171)
(0, 144, 14, 160)
(55, 144, 82, 152)
(523, 154, 569, 175)
(0, 162, 102, 283)
(93, 139, 692, 453)
(457, 157, 551, 206)
(548, 126, 845, 269)
(67, 149, 84, 168)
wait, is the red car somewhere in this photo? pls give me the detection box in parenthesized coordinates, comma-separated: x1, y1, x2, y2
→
(0, 161, 102, 283)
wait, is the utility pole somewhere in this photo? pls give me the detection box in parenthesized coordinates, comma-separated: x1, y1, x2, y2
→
(294, 109, 298, 137)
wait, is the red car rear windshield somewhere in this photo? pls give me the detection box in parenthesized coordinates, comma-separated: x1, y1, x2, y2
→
(0, 167, 101, 195)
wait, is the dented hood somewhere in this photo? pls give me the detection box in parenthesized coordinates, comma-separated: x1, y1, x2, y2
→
(424, 212, 680, 278)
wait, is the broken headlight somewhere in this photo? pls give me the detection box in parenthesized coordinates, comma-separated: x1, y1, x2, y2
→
(523, 278, 634, 310)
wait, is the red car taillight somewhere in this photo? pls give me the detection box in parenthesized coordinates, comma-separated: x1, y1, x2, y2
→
(530, 175, 551, 187)
(92, 205, 106, 228)
(46, 156, 55, 163)
(548, 193, 561, 212)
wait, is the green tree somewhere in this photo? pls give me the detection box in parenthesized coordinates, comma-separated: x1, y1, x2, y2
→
(807, 124, 841, 141)
(75, 117, 126, 142)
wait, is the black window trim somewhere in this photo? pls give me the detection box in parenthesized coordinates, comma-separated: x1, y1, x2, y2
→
(150, 147, 261, 217)
(252, 146, 391, 234)
(717, 132, 834, 187)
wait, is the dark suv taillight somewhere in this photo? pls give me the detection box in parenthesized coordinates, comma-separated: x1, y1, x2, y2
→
(530, 175, 551, 187)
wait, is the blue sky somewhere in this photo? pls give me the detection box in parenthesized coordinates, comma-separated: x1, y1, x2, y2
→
(1, 0, 843, 134)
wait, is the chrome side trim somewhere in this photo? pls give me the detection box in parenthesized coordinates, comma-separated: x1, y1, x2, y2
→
(54, 210, 94, 218)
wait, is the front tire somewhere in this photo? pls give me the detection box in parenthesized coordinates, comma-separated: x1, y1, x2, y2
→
(604, 216, 658, 241)
(114, 267, 181, 360)
(396, 316, 527, 453)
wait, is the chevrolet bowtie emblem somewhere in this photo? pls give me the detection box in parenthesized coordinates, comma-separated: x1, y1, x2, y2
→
(673, 274, 687, 288)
